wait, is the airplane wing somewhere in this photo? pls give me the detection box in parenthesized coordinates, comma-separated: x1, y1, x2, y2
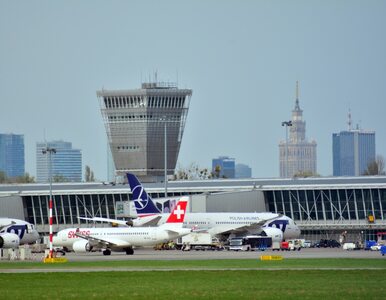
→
(75, 230, 131, 248)
(134, 215, 162, 227)
(77, 217, 133, 227)
(77, 215, 162, 227)
(209, 214, 283, 236)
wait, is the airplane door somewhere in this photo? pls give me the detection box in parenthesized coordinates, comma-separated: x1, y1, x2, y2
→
(151, 230, 157, 241)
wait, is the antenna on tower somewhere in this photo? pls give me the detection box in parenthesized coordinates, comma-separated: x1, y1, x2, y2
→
(347, 108, 352, 131)
(296, 81, 299, 100)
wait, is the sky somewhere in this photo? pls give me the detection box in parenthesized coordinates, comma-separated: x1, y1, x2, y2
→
(1, 0, 386, 181)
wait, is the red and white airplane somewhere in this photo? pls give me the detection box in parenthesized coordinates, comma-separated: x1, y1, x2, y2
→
(53, 197, 191, 255)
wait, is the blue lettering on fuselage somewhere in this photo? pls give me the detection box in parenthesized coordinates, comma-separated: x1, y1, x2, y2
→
(266, 220, 289, 232)
(229, 216, 259, 221)
(6, 225, 27, 239)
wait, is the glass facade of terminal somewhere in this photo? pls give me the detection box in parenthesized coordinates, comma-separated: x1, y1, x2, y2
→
(265, 187, 386, 240)
(266, 188, 385, 222)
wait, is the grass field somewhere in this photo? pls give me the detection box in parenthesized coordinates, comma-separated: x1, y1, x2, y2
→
(1, 259, 386, 299)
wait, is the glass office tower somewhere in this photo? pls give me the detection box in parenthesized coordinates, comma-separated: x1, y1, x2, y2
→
(212, 156, 236, 178)
(0, 133, 25, 178)
(36, 141, 82, 182)
(333, 129, 375, 176)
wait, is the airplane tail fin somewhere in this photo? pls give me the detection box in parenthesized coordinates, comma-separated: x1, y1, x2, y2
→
(161, 196, 189, 228)
(127, 173, 161, 215)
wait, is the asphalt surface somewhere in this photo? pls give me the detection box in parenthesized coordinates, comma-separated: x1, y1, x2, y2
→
(7, 247, 386, 262)
(1, 248, 385, 273)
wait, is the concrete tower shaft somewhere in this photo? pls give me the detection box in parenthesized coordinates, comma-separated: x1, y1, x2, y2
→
(97, 82, 192, 181)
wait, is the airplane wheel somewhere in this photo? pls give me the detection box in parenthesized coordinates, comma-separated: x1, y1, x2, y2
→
(103, 249, 111, 256)
(126, 248, 134, 255)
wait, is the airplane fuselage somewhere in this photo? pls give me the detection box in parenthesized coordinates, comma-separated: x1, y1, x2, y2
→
(54, 226, 191, 251)
(139, 212, 300, 240)
(0, 218, 40, 245)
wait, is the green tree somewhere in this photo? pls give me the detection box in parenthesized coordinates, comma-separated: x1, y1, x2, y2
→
(363, 155, 386, 175)
(174, 163, 212, 180)
(212, 165, 221, 179)
(293, 170, 320, 178)
(14, 173, 35, 183)
(53, 175, 68, 182)
(0, 171, 7, 183)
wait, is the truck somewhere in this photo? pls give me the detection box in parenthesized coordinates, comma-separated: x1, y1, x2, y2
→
(176, 233, 223, 251)
(229, 236, 272, 251)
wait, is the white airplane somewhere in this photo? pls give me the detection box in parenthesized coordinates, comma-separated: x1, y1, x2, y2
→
(53, 197, 191, 255)
(0, 218, 40, 249)
(127, 173, 301, 243)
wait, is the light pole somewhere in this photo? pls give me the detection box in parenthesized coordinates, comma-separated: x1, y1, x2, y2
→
(161, 116, 168, 198)
(42, 146, 56, 258)
(281, 121, 292, 177)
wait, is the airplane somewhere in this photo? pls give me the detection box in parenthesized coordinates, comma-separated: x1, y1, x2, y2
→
(53, 196, 191, 255)
(127, 173, 300, 243)
(0, 218, 40, 249)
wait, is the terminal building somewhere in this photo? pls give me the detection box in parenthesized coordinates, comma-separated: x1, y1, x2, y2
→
(1, 176, 385, 243)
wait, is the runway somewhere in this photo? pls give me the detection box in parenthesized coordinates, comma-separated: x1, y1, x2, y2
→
(31, 247, 386, 262)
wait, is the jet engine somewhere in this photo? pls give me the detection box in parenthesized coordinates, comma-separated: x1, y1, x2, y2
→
(261, 227, 283, 243)
(72, 240, 93, 252)
(0, 233, 20, 249)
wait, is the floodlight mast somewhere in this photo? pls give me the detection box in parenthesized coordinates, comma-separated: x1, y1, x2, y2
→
(281, 121, 292, 177)
(42, 147, 56, 258)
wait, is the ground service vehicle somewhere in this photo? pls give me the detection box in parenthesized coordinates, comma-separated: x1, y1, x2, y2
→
(287, 239, 302, 251)
(177, 233, 223, 251)
(229, 236, 272, 251)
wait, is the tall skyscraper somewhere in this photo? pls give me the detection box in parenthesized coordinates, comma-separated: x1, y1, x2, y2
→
(97, 81, 192, 182)
(0, 133, 25, 178)
(279, 82, 317, 177)
(36, 141, 82, 182)
(212, 156, 236, 178)
(332, 111, 375, 176)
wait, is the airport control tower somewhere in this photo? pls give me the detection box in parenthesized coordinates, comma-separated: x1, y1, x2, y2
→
(97, 81, 192, 182)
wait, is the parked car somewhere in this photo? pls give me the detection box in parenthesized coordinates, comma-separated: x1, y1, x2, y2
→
(313, 239, 341, 248)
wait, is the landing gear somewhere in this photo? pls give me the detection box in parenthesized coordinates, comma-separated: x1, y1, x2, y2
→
(102, 249, 111, 256)
(125, 247, 134, 255)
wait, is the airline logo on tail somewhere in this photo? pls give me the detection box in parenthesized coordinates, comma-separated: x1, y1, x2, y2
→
(127, 173, 161, 215)
(166, 198, 188, 223)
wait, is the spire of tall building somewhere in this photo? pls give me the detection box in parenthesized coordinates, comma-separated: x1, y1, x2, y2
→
(279, 82, 317, 178)
(290, 81, 305, 143)
(294, 80, 301, 111)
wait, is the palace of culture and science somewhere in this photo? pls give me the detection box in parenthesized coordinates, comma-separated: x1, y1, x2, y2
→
(279, 82, 317, 178)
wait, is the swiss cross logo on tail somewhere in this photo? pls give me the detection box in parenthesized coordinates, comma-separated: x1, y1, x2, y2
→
(166, 197, 188, 223)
